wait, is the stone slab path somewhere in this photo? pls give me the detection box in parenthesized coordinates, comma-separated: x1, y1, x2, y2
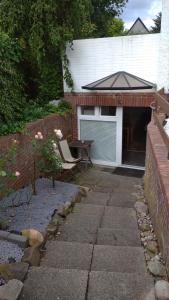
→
(20, 169, 154, 300)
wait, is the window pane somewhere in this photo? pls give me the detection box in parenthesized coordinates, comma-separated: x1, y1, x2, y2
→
(81, 106, 95, 115)
(101, 106, 116, 116)
(80, 120, 116, 162)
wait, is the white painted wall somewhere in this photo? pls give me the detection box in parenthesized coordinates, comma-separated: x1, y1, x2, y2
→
(158, 0, 169, 93)
(65, 33, 160, 93)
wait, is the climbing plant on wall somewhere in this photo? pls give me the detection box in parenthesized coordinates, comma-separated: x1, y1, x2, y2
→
(0, 0, 94, 102)
(0, 31, 25, 125)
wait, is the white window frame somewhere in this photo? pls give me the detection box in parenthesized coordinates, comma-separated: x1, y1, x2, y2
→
(78, 106, 123, 166)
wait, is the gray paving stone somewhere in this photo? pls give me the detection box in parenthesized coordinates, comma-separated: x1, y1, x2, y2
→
(87, 271, 154, 300)
(73, 203, 105, 217)
(0, 230, 10, 240)
(7, 233, 28, 248)
(96, 228, 141, 246)
(91, 245, 146, 273)
(56, 224, 97, 244)
(41, 241, 93, 270)
(64, 214, 101, 232)
(101, 206, 137, 230)
(81, 191, 110, 206)
(108, 192, 135, 208)
(20, 266, 88, 300)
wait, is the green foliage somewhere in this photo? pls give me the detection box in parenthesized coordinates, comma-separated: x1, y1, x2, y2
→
(0, 0, 94, 102)
(0, 0, 128, 106)
(151, 12, 161, 33)
(107, 18, 125, 36)
(0, 31, 25, 125)
(90, 0, 128, 37)
(0, 100, 72, 136)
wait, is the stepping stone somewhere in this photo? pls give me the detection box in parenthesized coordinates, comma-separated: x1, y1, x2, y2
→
(91, 245, 146, 273)
(81, 192, 110, 206)
(73, 204, 105, 217)
(101, 207, 137, 230)
(93, 186, 114, 193)
(108, 192, 135, 208)
(41, 241, 93, 270)
(87, 271, 154, 300)
(64, 214, 101, 233)
(56, 224, 97, 244)
(20, 266, 88, 300)
(96, 228, 141, 247)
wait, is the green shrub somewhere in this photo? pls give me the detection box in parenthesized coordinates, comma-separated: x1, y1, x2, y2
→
(0, 32, 25, 125)
(0, 100, 72, 136)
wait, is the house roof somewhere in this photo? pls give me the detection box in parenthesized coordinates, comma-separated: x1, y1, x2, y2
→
(82, 71, 156, 91)
(128, 18, 149, 35)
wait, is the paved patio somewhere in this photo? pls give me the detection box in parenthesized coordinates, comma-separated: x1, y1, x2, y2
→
(20, 168, 154, 300)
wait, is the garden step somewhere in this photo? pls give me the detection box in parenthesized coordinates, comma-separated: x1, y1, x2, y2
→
(81, 191, 110, 206)
(101, 206, 138, 230)
(41, 241, 93, 270)
(20, 266, 88, 300)
(91, 245, 146, 273)
(107, 192, 136, 208)
(87, 271, 154, 300)
(96, 228, 141, 247)
(73, 203, 105, 217)
(64, 213, 102, 233)
(56, 224, 97, 244)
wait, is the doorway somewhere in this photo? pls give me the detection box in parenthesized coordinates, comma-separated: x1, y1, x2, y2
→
(122, 107, 151, 167)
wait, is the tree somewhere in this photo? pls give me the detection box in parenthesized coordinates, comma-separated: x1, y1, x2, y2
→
(151, 12, 161, 33)
(90, 0, 128, 37)
(0, 32, 25, 125)
(0, 0, 93, 101)
(0, 0, 128, 103)
(107, 18, 124, 36)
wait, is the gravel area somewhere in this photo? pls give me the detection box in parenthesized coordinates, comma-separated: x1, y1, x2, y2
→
(0, 240, 23, 263)
(0, 178, 79, 233)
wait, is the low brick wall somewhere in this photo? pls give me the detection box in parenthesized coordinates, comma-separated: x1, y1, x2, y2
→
(145, 121, 169, 273)
(0, 114, 72, 192)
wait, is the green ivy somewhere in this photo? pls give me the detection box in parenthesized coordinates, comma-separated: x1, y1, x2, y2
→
(0, 31, 26, 125)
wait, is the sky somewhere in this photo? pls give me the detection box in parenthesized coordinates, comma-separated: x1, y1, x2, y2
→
(122, 0, 162, 30)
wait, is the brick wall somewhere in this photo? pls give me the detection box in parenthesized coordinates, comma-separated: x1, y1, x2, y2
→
(0, 114, 72, 192)
(145, 121, 169, 273)
(65, 92, 155, 139)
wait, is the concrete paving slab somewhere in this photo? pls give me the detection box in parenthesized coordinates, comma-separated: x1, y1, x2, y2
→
(81, 191, 110, 206)
(87, 271, 154, 300)
(56, 224, 97, 244)
(108, 192, 136, 208)
(96, 228, 141, 247)
(91, 245, 146, 273)
(75, 168, 141, 191)
(20, 266, 88, 300)
(101, 206, 137, 230)
(64, 214, 101, 232)
(73, 204, 105, 216)
(41, 241, 93, 270)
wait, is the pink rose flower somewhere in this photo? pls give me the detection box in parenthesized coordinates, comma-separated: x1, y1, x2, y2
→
(15, 171, 20, 177)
